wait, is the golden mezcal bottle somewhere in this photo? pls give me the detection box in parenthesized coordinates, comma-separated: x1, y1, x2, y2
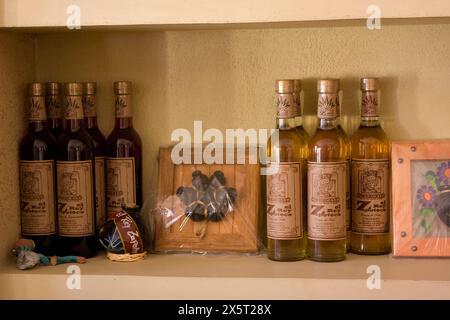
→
(266, 80, 308, 261)
(307, 79, 347, 262)
(336, 94, 352, 252)
(351, 77, 391, 255)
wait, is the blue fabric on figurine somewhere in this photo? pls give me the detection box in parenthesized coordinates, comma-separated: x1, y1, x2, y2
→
(12, 239, 86, 270)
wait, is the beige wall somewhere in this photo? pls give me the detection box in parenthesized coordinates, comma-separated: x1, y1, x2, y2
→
(0, 32, 35, 265)
(35, 20, 450, 206)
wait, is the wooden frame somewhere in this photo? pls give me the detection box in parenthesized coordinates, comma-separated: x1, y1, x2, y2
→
(392, 140, 450, 257)
(155, 147, 261, 253)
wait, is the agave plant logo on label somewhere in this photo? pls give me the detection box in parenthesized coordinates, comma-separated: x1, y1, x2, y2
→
(65, 97, 82, 119)
(318, 93, 339, 119)
(362, 92, 378, 117)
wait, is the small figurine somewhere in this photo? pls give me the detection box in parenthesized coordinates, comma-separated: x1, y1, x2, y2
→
(12, 239, 86, 270)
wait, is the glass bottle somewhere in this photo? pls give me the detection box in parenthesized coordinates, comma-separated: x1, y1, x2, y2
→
(45, 82, 64, 140)
(19, 83, 58, 256)
(266, 80, 308, 261)
(351, 77, 391, 255)
(307, 79, 347, 262)
(106, 81, 142, 219)
(83, 82, 107, 240)
(56, 82, 97, 258)
(336, 92, 352, 252)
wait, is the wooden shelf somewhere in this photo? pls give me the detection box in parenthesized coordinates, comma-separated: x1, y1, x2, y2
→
(1, 253, 450, 299)
(1, 0, 450, 29)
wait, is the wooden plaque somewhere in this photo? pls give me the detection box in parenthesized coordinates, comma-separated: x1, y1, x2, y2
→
(155, 147, 261, 253)
(392, 140, 450, 257)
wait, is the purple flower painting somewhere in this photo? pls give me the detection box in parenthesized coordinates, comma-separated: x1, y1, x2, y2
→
(412, 160, 450, 238)
(416, 185, 436, 208)
(437, 161, 450, 186)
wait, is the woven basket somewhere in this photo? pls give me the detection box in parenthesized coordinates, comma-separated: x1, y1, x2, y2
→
(106, 251, 147, 262)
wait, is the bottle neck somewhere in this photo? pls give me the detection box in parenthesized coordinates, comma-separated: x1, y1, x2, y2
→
(360, 117, 380, 127)
(85, 116, 98, 129)
(64, 95, 84, 131)
(48, 117, 63, 128)
(316, 92, 339, 127)
(276, 117, 296, 130)
(115, 117, 133, 129)
(65, 119, 84, 131)
(360, 90, 380, 127)
(319, 118, 338, 129)
(115, 94, 133, 129)
(28, 120, 48, 132)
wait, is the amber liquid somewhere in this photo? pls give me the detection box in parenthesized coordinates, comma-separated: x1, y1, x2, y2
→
(267, 117, 308, 261)
(106, 118, 143, 209)
(48, 118, 64, 140)
(337, 123, 352, 252)
(19, 121, 58, 256)
(295, 118, 310, 143)
(85, 116, 107, 247)
(57, 118, 97, 258)
(307, 118, 348, 262)
(351, 118, 391, 254)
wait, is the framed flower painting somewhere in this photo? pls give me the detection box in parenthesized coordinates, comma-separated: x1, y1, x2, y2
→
(392, 141, 450, 257)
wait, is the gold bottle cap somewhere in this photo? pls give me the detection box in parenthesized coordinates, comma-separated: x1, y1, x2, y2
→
(317, 79, 340, 93)
(83, 82, 96, 95)
(28, 83, 45, 96)
(293, 79, 301, 92)
(114, 81, 132, 95)
(360, 77, 379, 91)
(45, 82, 61, 95)
(275, 80, 295, 94)
(64, 82, 83, 96)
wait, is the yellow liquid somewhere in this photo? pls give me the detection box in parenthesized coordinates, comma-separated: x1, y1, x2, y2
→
(307, 119, 348, 262)
(337, 124, 352, 252)
(267, 118, 308, 261)
(351, 121, 391, 255)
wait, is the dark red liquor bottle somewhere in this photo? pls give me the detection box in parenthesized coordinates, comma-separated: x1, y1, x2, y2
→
(56, 82, 97, 258)
(19, 83, 58, 256)
(83, 82, 107, 238)
(45, 82, 64, 140)
(106, 81, 142, 219)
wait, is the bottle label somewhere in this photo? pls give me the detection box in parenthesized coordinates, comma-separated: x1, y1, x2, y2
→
(361, 91, 379, 117)
(20, 160, 56, 236)
(346, 160, 351, 231)
(317, 93, 339, 119)
(351, 159, 390, 234)
(106, 157, 136, 218)
(28, 97, 47, 121)
(276, 94, 298, 119)
(115, 95, 132, 118)
(293, 92, 302, 116)
(82, 95, 96, 117)
(57, 161, 95, 237)
(266, 162, 302, 240)
(46, 95, 62, 119)
(95, 157, 106, 229)
(307, 161, 346, 240)
(112, 210, 144, 254)
(64, 96, 84, 120)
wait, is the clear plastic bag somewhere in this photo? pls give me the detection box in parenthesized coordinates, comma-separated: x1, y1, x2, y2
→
(148, 146, 264, 254)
